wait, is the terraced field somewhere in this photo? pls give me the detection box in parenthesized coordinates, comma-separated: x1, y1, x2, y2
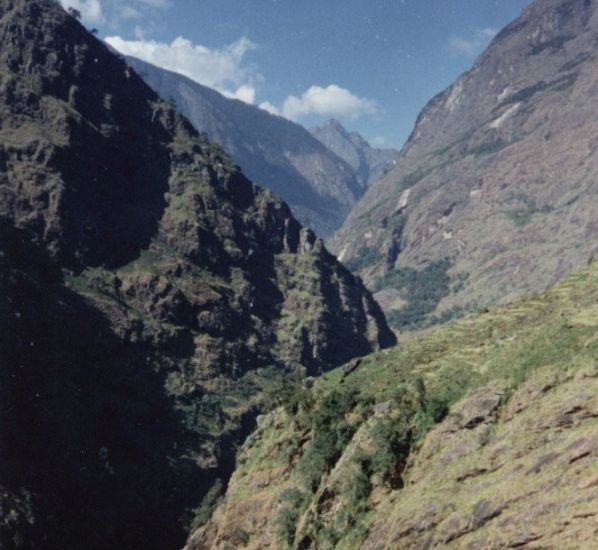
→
(189, 260, 598, 549)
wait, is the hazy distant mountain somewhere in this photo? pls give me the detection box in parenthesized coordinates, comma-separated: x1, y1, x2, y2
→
(126, 57, 364, 238)
(310, 118, 398, 188)
(332, 0, 598, 332)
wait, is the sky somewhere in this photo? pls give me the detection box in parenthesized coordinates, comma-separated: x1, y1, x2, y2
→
(61, 0, 531, 150)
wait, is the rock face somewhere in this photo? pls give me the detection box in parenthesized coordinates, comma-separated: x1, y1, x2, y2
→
(332, 0, 598, 332)
(125, 56, 365, 238)
(191, 260, 598, 549)
(0, 1, 395, 548)
(309, 119, 398, 189)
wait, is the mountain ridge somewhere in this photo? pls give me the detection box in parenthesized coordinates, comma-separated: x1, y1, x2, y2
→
(331, 0, 598, 333)
(125, 56, 370, 238)
(0, 1, 394, 548)
(309, 118, 398, 189)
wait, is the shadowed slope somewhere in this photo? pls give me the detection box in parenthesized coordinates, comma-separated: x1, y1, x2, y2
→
(0, 1, 394, 548)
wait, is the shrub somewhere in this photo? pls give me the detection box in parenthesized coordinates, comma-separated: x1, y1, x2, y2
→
(369, 414, 412, 489)
(229, 528, 250, 546)
(186, 479, 224, 531)
(344, 246, 384, 273)
(375, 258, 454, 330)
(466, 139, 509, 157)
(276, 489, 309, 548)
(505, 193, 554, 227)
(297, 388, 359, 491)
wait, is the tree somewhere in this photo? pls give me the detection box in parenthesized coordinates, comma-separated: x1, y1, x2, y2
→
(67, 7, 82, 20)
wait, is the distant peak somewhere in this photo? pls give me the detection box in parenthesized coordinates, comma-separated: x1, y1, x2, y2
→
(325, 118, 344, 129)
(315, 118, 353, 140)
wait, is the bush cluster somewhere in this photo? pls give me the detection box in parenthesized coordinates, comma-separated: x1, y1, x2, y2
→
(375, 258, 454, 330)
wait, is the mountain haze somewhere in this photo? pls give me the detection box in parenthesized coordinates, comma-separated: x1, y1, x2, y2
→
(332, 0, 598, 332)
(0, 1, 394, 548)
(125, 56, 366, 238)
(309, 119, 398, 189)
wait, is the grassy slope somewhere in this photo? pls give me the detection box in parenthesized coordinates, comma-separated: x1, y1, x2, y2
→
(189, 259, 598, 549)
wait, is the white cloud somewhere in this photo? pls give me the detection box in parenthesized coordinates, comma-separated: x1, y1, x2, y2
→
(449, 28, 497, 57)
(60, 0, 104, 24)
(222, 84, 257, 104)
(61, 0, 174, 28)
(281, 85, 378, 121)
(259, 101, 280, 116)
(104, 35, 260, 103)
(133, 25, 147, 39)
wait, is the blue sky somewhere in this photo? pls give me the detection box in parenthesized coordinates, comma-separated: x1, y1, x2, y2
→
(63, 0, 530, 149)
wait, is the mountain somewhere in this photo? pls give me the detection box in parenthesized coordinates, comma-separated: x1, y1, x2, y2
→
(331, 0, 598, 333)
(0, 1, 394, 548)
(124, 56, 364, 238)
(188, 259, 598, 549)
(309, 119, 398, 188)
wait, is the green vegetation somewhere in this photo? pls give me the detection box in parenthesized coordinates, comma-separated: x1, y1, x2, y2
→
(344, 246, 384, 273)
(276, 489, 310, 547)
(186, 479, 224, 532)
(550, 72, 579, 92)
(530, 35, 574, 55)
(395, 167, 432, 192)
(426, 303, 469, 327)
(505, 193, 554, 227)
(466, 138, 510, 157)
(559, 52, 592, 73)
(229, 528, 250, 546)
(374, 258, 454, 330)
(296, 388, 360, 491)
(498, 80, 549, 109)
(269, 351, 474, 546)
(213, 261, 598, 549)
(496, 73, 578, 111)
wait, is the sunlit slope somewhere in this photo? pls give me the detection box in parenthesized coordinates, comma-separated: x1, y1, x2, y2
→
(190, 259, 598, 549)
(332, 0, 598, 334)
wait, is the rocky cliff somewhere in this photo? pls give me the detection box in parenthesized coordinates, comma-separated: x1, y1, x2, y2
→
(190, 259, 598, 549)
(125, 56, 364, 238)
(309, 119, 398, 189)
(332, 0, 598, 333)
(0, 1, 394, 548)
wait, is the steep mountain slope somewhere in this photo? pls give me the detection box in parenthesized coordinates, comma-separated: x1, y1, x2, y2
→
(125, 56, 363, 238)
(0, 1, 394, 548)
(189, 258, 598, 549)
(332, 0, 598, 332)
(309, 119, 398, 188)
